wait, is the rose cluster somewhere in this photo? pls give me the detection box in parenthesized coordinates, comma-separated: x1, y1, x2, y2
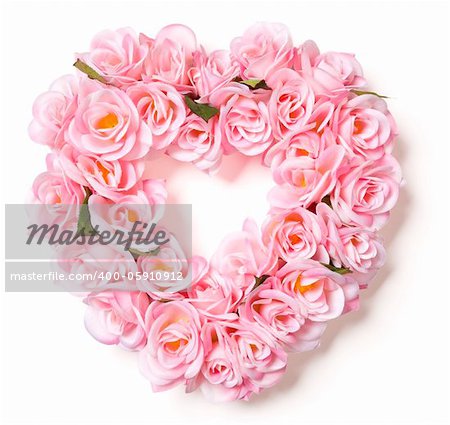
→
(29, 23, 402, 402)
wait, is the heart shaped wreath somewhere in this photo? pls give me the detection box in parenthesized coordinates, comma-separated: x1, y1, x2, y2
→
(29, 23, 402, 402)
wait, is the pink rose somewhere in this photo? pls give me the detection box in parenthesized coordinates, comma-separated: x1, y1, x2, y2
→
(262, 207, 328, 262)
(276, 259, 359, 321)
(139, 301, 204, 392)
(55, 242, 138, 292)
(31, 169, 85, 206)
(314, 51, 366, 88)
(210, 219, 278, 292)
(194, 322, 249, 402)
(230, 23, 294, 80)
(84, 291, 150, 350)
(167, 113, 223, 174)
(77, 27, 148, 86)
(187, 270, 243, 320)
(230, 320, 287, 394)
(28, 74, 78, 148)
(263, 129, 325, 168)
(318, 203, 386, 283)
(67, 80, 152, 161)
(188, 48, 240, 102)
(332, 94, 397, 160)
(141, 24, 197, 92)
(127, 81, 186, 150)
(269, 144, 345, 209)
(29, 167, 86, 232)
(209, 84, 272, 156)
(331, 154, 402, 230)
(266, 68, 315, 140)
(240, 278, 327, 352)
(59, 145, 144, 201)
(136, 235, 200, 294)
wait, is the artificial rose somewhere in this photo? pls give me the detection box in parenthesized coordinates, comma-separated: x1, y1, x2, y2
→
(210, 218, 278, 293)
(209, 83, 272, 156)
(136, 235, 202, 295)
(266, 68, 315, 140)
(332, 94, 397, 160)
(262, 206, 328, 262)
(67, 80, 152, 161)
(230, 23, 294, 80)
(240, 277, 327, 352)
(55, 242, 138, 292)
(276, 259, 359, 321)
(269, 144, 345, 209)
(141, 24, 197, 92)
(331, 154, 402, 230)
(28, 74, 78, 148)
(77, 27, 148, 86)
(139, 301, 204, 392)
(263, 129, 325, 168)
(230, 320, 287, 393)
(193, 322, 249, 402)
(58, 145, 144, 201)
(187, 270, 243, 320)
(84, 291, 150, 350)
(317, 203, 386, 282)
(127, 81, 186, 150)
(188, 48, 240, 102)
(167, 113, 223, 174)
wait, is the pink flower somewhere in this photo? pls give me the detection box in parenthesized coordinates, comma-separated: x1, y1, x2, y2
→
(142, 24, 197, 92)
(84, 291, 150, 350)
(167, 113, 223, 174)
(266, 68, 315, 140)
(193, 320, 287, 401)
(332, 94, 397, 160)
(55, 242, 138, 291)
(318, 203, 386, 283)
(276, 259, 359, 321)
(188, 48, 240, 102)
(210, 84, 272, 156)
(262, 207, 328, 262)
(269, 144, 345, 209)
(193, 322, 249, 402)
(314, 51, 366, 88)
(331, 154, 402, 230)
(187, 270, 243, 320)
(210, 219, 278, 293)
(28, 74, 78, 148)
(31, 168, 85, 205)
(127, 81, 186, 150)
(240, 277, 327, 352)
(139, 301, 204, 392)
(67, 80, 152, 161)
(136, 235, 200, 294)
(230, 23, 294, 80)
(230, 320, 287, 393)
(58, 145, 144, 201)
(263, 129, 325, 168)
(77, 27, 148, 86)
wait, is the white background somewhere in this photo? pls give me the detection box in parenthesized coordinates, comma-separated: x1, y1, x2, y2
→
(1, 1, 449, 424)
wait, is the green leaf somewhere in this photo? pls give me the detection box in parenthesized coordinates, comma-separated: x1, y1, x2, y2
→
(73, 59, 108, 84)
(77, 187, 96, 236)
(351, 89, 388, 99)
(237, 79, 270, 90)
(321, 263, 352, 275)
(184, 96, 219, 122)
(128, 247, 161, 259)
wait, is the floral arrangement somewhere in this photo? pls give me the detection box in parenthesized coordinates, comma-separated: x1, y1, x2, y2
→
(29, 23, 402, 402)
